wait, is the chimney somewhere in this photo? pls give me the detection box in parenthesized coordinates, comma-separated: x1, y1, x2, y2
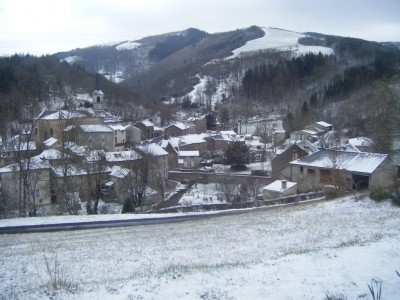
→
(281, 180, 287, 190)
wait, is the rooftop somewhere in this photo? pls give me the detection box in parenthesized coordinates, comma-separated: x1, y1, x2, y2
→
(290, 149, 387, 174)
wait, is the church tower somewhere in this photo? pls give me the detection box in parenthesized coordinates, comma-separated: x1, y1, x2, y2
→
(92, 73, 104, 111)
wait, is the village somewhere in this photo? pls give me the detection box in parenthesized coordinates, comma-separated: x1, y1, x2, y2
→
(0, 85, 398, 218)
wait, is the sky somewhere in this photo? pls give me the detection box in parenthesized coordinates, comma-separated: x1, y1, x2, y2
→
(0, 0, 399, 56)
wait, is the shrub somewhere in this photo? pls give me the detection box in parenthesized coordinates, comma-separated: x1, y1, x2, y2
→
(251, 170, 269, 176)
(370, 190, 392, 202)
(230, 165, 247, 171)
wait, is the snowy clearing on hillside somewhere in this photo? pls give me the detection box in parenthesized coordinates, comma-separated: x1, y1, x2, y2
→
(1, 196, 400, 299)
(229, 27, 334, 59)
(116, 41, 141, 51)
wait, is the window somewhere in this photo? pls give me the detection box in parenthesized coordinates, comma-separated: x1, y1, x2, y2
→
(115, 137, 117, 144)
(307, 168, 315, 175)
(97, 96, 100, 103)
(300, 166, 304, 173)
(50, 128, 54, 136)
(32, 189, 40, 198)
(101, 134, 105, 148)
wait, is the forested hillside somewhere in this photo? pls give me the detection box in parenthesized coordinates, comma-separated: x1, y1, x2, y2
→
(0, 55, 147, 137)
(1, 26, 399, 149)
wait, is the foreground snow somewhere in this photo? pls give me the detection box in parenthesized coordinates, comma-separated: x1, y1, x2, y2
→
(1, 196, 399, 299)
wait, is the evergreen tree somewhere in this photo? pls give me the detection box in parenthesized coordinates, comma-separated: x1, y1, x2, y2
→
(225, 141, 250, 168)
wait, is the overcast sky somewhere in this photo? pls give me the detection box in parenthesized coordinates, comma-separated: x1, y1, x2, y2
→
(0, 0, 399, 56)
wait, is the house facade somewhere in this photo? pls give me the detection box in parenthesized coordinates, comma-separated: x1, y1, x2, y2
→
(178, 151, 201, 169)
(35, 110, 104, 144)
(0, 157, 52, 214)
(134, 120, 163, 140)
(109, 124, 142, 151)
(75, 124, 115, 152)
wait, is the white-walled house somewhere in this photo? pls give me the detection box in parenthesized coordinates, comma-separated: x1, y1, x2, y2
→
(109, 124, 141, 151)
(178, 151, 200, 169)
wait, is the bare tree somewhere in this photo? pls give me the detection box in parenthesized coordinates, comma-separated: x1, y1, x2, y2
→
(216, 176, 238, 203)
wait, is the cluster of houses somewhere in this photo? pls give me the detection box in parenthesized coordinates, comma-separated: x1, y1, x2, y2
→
(264, 121, 396, 200)
(0, 87, 397, 215)
(0, 89, 249, 214)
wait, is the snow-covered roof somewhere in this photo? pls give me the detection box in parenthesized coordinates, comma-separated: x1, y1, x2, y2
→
(220, 130, 237, 136)
(136, 144, 168, 157)
(108, 124, 132, 131)
(78, 124, 113, 133)
(315, 121, 333, 128)
(167, 122, 194, 130)
(109, 165, 130, 178)
(290, 150, 387, 174)
(65, 142, 87, 157)
(37, 110, 94, 120)
(0, 156, 50, 173)
(43, 137, 58, 147)
(104, 150, 141, 162)
(263, 180, 297, 192)
(92, 90, 104, 95)
(139, 120, 154, 127)
(52, 164, 111, 177)
(180, 134, 206, 145)
(178, 151, 200, 157)
(295, 140, 319, 154)
(37, 149, 66, 160)
(348, 137, 373, 147)
(1, 141, 36, 152)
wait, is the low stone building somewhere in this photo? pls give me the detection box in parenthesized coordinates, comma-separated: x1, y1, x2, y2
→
(263, 180, 297, 200)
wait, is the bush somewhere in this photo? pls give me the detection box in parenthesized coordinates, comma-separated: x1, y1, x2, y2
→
(230, 165, 247, 171)
(122, 198, 135, 213)
(370, 190, 392, 202)
(251, 170, 269, 177)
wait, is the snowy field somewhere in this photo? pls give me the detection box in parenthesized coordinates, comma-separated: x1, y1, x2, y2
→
(1, 195, 400, 299)
(230, 27, 334, 59)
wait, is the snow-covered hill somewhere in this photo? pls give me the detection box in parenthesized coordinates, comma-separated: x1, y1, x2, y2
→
(230, 27, 334, 58)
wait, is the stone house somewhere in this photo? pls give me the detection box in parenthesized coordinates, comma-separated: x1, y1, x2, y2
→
(136, 144, 169, 187)
(178, 151, 201, 169)
(75, 124, 115, 152)
(280, 149, 395, 192)
(51, 163, 111, 204)
(0, 156, 52, 212)
(34, 110, 104, 144)
(134, 120, 163, 140)
(165, 122, 197, 138)
(187, 117, 207, 134)
(271, 140, 319, 180)
(109, 124, 142, 151)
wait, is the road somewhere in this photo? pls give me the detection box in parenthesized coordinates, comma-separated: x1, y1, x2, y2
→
(0, 209, 252, 235)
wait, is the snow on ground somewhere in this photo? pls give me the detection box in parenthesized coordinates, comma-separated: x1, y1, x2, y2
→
(229, 27, 334, 59)
(179, 183, 224, 205)
(1, 196, 399, 299)
(116, 41, 140, 51)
